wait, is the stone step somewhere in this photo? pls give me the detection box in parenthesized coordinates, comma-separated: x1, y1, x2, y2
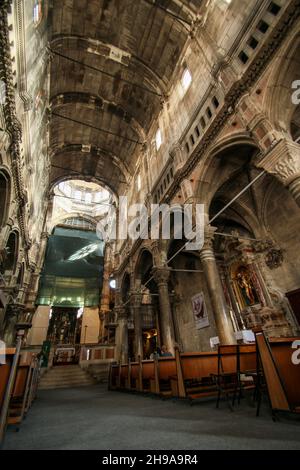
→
(39, 382, 95, 390)
(40, 377, 94, 385)
(39, 365, 96, 390)
(39, 381, 95, 390)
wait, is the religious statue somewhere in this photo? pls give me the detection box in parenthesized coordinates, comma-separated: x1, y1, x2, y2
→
(235, 266, 259, 307)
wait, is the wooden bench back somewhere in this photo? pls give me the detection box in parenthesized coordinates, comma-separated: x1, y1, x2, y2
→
(130, 362, 140, 379)
(180, 352, 218, 380)
(120, 364, 128, 379)
(12, 352, 35, 398)
(269, 337, 300, 409)
(0, 349, 15, 408)
(218, 345, 239, 375)
(109, 364, 119, 388)
(239, 344, 256, 373)
(157, 357, 177, 379)
(141, 360, 155, 380)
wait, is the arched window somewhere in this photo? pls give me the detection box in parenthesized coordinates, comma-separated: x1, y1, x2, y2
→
(0, 170, 10, 229)
(3, 231, 18, 273)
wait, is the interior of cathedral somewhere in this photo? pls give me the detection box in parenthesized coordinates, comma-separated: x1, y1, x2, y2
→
(0, 0, 300, 452)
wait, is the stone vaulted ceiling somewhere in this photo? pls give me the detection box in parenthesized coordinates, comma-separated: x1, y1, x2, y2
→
(49, 0, 203, 194)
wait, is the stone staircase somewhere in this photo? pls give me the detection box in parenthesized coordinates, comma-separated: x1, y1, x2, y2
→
(39, 365, 97, 390)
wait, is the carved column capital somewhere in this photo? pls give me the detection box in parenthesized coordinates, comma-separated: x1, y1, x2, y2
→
(115, 305, 127, 321)
(152, 266, 171, 286)
(130, 290, 142, 307)
(199, 225, 217, 260)
(256, 139, 300, 205)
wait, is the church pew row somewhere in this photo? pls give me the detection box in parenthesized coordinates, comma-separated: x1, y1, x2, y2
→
(0, 348, 40, 444)
(109, 338, 300, 416)
(109, 345, 257, 401)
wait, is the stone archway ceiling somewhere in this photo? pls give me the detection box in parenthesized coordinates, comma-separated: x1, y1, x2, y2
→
(49, 0, 203, 194)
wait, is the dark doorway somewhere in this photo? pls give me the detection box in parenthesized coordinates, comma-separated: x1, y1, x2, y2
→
(286, 289, 300, 327)
(47, 307, 83, 365)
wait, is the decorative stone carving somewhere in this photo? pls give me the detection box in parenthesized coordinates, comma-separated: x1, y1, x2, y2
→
(152, 267, 171, 286)
(242, 304, 292, 337)
(265, 248, 284, 270)
(257, 139, 300, 206)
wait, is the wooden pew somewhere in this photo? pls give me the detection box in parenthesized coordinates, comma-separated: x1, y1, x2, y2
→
(174, 349, 218, 400)
(7, 352, 39, 426)
(256, 332, 300, 417)
(0, 349, 15, 412)
(173, 346, 256, 404)
(119, 364, 129, 390)
(0, 341, 22, 443)
(141, 360, 155, 393)
(150, 356, 177, 397)
(129, 359, 142, 392)
(108, 363, 119, 390)
(239, 344, 256, 374)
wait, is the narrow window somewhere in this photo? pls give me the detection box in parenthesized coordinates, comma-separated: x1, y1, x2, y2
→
(257, 20, 269, 34)
(268, 2, 281, 15)
(155, 129, 162, 151)
(181, 68, 192, 92)
(212, 96, 220, 109)
(248, 36, 258, 49)
(239, 51, 249, 64)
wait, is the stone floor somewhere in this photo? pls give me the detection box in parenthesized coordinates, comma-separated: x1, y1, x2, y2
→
(2, 385, 300, 450)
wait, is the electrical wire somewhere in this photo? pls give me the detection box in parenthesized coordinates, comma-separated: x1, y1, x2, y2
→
(141, 0, 192, 26)
(50, 48, 162, 98)
(51, 111, 143, 146)
(121, 169, 266, 306)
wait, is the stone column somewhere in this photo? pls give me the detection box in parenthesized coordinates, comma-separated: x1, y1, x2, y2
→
(200, 227, 236, 344)
(99, 243, 112, 342)
(2, 304, 20, 346)
(115, 305, 128, 363)
(130, 291, 143, 360)
(257, 139, 300, 207)
(152, 267, 176, 354)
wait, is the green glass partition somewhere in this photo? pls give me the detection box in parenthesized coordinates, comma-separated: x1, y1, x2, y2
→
(36, 228, 104, 307)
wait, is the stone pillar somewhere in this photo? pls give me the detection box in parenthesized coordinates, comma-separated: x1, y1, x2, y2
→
(2, 304, 20, 346)
(130, 291, 143, 360)
(115, 306, 128, 363)
(99, 243, 112, 342)
(257, 139, 300, 207)
(200, 227, 236, 345)
(152, 267, 176, 354)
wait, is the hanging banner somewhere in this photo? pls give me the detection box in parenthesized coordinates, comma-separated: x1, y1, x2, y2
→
(191, 292, 209, 330)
